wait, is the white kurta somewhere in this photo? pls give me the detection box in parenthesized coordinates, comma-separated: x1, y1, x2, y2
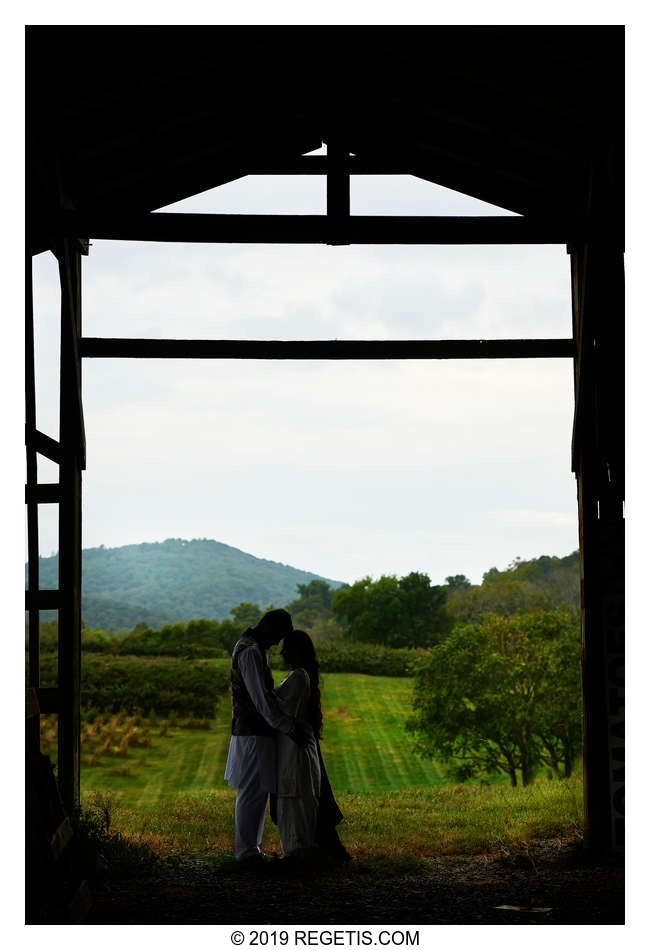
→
(274, 668, 321, 855)
(224, 637, 294, 793)
(223, 636, 297, 860)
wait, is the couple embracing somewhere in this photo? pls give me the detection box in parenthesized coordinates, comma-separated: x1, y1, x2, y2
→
(224, 609, 349, 865)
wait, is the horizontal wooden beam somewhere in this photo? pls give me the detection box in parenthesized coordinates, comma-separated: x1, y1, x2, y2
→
(25, 483, 62, 505)
(26, 426, 61, 464)
(208, 156, 426, 176)
(55, 210, 596, 246)
(25, 590, 60, 611)
(81, 337, 574, 360)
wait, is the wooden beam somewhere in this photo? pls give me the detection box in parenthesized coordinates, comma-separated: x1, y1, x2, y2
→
(25, 590, 60, 611)
(56, 242, 87, 470)
(25, 254, 40, 751)
(327, 138, 350, 245)
(25, 484, 63, 504)
(26, 687, 40, 719)
(571, 158, 625, 854)
(129, 155, 426, 176)
(36, 687, 59, 715)
(27, 426, 61, 464)
(55, 209, 597, 246)
(57, 239, 83, 814)
(81, 337, 574, 360)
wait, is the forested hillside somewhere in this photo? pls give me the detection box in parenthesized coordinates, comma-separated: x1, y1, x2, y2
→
(30, 538, 343, 628)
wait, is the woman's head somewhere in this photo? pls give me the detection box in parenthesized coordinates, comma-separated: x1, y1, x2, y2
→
(280, 628, 317, 670)
(281, 629, 322, 739)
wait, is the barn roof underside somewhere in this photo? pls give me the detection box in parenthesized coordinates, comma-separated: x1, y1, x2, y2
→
(27, 25, 624, 251)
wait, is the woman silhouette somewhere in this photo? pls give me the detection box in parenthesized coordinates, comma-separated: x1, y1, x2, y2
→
(272, 629, 350, 862)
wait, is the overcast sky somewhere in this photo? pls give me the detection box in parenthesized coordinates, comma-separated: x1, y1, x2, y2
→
(31, 167, 578, 586)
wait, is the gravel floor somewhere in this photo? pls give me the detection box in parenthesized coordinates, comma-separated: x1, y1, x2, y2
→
(86, 838, 624, 925)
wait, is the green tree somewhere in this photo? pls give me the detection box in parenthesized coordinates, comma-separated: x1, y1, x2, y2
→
(288, 579, 335, 613)
(286, 580, 345, 638)
(447, 574, 552, 624)
(229, 602, 263, 629)
(331, 572, 451, 648)
(445, 574, 472, 592)
(448, 553, 579, 622)
(407, 610, 581, 786)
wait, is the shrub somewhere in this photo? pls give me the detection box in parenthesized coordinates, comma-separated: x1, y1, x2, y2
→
(39, 653, 230, 718)
(269, 640, 427, 677)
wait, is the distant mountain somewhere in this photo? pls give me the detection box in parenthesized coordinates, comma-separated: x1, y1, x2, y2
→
(30, 538, 344, 629)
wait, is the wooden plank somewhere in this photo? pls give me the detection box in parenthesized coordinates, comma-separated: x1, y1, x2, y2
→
(25, 590, 60, 611)
(81, 337, 574, 360)
(27, 426, 62, 464)
(55, 209, 597, 246)
(25, 483, 63, 504)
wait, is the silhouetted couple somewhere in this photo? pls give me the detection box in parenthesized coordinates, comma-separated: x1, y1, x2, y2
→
(224, 609, 349, 866)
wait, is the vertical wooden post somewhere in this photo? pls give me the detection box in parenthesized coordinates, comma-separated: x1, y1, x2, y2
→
(25, 252, 40, 754)
(57, 238, 84, 814)
(326, 134, 350, 245)
(571, 235, 625, 854)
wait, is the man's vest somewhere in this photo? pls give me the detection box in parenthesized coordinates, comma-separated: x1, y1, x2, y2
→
(230, 633, 275, 737)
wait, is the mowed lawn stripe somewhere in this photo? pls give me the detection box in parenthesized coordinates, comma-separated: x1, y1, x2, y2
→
(319, 673, 447, 792)
(360, 677, 411, 790)
(187, 702, 232, 789)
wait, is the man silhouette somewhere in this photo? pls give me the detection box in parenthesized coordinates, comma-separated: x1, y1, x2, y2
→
(224, 608, 309, 861)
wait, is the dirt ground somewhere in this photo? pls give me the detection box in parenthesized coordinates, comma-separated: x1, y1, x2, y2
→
(86, 837, 624, 925)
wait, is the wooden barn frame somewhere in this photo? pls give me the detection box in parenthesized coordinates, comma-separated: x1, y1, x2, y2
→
(26, 26, 624, 856)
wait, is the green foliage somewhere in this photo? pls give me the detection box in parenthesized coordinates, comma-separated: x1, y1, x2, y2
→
(229, 602, 263, 627)
(285, 579, 347, 640)
(445, 574, 472, 592)
(331, 572, 452, 648)
(291, 579, 336, 611)
(31, 538, 343, 628)
(269, 640, 425, 677)
(447, 551, 580, 623)
(117, 619, 233, 657)
(34, 621, 120, 655)
(38, 653, 229, 717)
(447, 575, 553, 622)
(408, 610, 582, 786)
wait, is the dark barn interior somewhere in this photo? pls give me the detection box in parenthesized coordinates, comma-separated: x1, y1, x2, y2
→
(26, 25, 624, 923)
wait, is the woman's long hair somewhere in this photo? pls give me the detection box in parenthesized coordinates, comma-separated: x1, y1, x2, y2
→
(285, 629, 323, 740)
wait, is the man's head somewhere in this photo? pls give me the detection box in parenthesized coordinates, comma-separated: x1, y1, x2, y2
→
(252, 608, 293, 648)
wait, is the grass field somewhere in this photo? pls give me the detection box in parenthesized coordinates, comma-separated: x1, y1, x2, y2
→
(80, 668, 583, 859)
(80, 670, 449, 803)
